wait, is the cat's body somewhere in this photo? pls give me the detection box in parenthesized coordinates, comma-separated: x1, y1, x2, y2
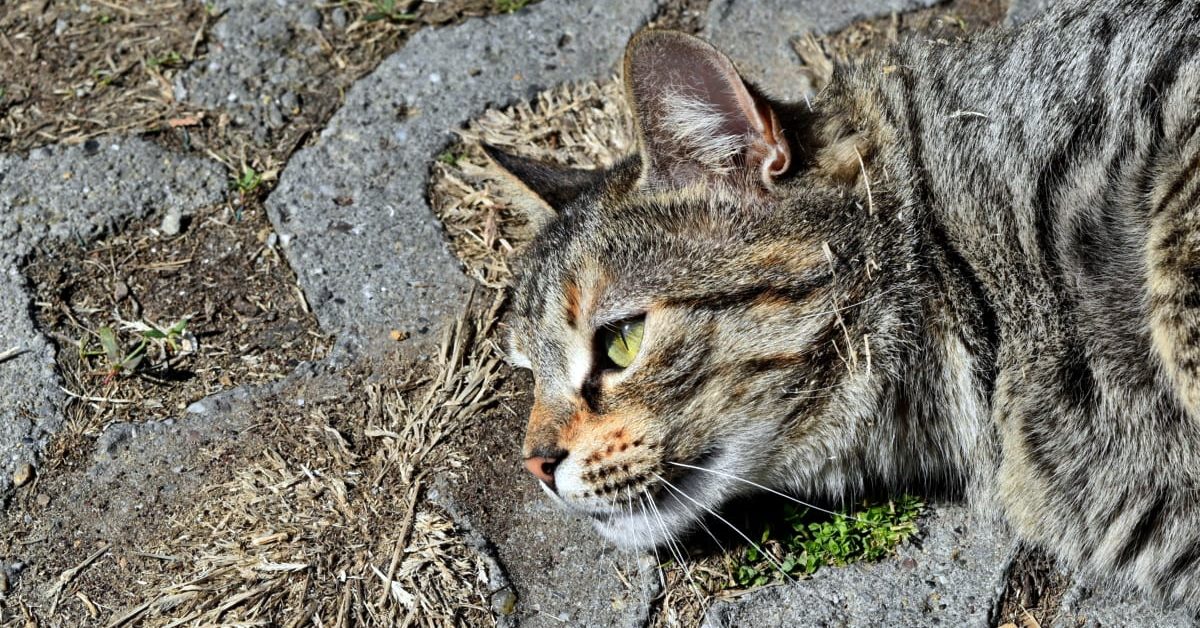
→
(495, 0, 1200, 610)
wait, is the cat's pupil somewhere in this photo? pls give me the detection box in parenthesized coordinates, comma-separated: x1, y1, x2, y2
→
(599, 316, 645, 370)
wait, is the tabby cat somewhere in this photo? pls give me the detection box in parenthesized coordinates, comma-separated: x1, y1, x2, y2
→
(491, 0, 1200, 608)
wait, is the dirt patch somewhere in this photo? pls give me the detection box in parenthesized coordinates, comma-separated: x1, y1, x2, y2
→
(0, 1, 542, 159)
(994, 545, 1072, 628)
(0, 1, 207, 152)
(0, 299, 505, 627)
(649, 0, 712, 33)
(25, 198, 330, 469)
(820, 0, 1007, 62)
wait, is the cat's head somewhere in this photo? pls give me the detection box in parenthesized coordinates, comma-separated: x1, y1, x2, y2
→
(494, 30, 896, 548)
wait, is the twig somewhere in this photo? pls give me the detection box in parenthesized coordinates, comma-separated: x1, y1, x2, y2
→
(378, 478, 422, 608)
(854, 145, 874, 216)
(58, 386, 137, 405)
(0, 346, 26, 364)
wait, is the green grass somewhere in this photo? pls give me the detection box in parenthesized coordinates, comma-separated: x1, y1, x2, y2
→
(146, 51, 184, 70)
(732, 495, 924, 588)
(436, 149, 465, 167)
(233, 165, 263, 197)
(82, 318, 191, 382)
(495, 0, 531, 13)
(363, 0, 417, 22)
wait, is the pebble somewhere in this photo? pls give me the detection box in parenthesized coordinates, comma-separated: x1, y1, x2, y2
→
(331, 7, 349, 29)
(492, 589, 518, 615)
(300, 8, 322, 29)
(35, 493, 50, 507)
(12, 463, 33, 487)
(161, 206, 184, 236)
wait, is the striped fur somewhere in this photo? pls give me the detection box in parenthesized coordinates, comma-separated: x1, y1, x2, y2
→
(498, 0, 1200, 609)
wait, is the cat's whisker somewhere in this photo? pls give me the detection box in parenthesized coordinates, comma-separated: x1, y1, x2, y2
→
(658, 475, 730, 556)
(668, 461, 881, 526)
(642, 492, 703, 598)
(652, 472, 795, 584)
(637, 496, 670, 591)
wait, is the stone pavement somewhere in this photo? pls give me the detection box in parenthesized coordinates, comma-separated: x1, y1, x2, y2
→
(2, 0, 1193, 625)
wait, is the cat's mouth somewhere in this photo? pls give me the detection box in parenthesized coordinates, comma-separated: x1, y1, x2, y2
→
(570, 448, 735, 550)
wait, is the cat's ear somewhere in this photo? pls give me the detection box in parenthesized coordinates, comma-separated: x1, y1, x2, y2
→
(623, 30, 791, 190)
(481, 144, 604, 226)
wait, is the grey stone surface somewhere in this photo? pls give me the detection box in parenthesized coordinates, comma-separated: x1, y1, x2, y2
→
(0, 138, 226, 261)
(704, 0, 941, 102)
(434, 477, 660, 628)
(265, 0, 657, 354)
(179, 0, 326, 143)
(497, 493, 658, 627)
(1051, 581, 1198, 628)
(1007, 0, 1059, 26)
(0, 137, 225, 496)
(704, 505, 1015, 627)
(0, 263, 59, 496)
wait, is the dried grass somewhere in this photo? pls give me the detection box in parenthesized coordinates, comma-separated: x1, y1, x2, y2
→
(429, 79, 635, 287)
(101, 295, 508, 628)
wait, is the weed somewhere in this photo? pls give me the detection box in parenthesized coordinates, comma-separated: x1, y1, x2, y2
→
(495, 0, 531, 13)
(436, 149, 464, 167)
(82, 318, 194, 384)
(364, 0, 418, 22)
(146, 51, 184, 70)
(732, 495, 924, 587)
(234, 165, 263, 197)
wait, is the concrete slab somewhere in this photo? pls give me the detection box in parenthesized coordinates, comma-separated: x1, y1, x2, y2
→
(0, 138, 226, 261)
(703, 505, 1016, 627)
(703, 0, 941, 102)
(265, 0, 657, 355)
(179, 0, 327, 143)
(0, 138, 225, 495)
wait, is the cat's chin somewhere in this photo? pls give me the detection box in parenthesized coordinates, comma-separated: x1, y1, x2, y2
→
(582, 462, 740, 551)
(588, 502, 698, 550)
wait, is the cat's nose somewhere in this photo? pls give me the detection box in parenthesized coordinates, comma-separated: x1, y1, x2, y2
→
(523, 448, 566, 488)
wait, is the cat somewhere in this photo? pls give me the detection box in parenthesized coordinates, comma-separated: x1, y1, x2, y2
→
(489, 0, 1200, 609)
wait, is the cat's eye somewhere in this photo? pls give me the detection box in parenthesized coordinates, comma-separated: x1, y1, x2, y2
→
(600, 317, 645, 370)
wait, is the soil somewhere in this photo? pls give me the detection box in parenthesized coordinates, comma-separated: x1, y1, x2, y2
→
(994, 545, 1072, 628)
(24, 198, 331, 466)
(821, 0, 1009, 61)
(0, 1, 208, 152)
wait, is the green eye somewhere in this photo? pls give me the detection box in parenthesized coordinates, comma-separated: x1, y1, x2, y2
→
(602, 317, 645, 369)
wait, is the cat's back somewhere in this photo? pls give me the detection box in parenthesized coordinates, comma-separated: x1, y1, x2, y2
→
(868, 0, 1200, 375)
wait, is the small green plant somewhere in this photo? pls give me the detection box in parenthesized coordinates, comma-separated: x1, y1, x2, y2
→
(83, 318, 192, 384)
(233, 165, 263, 196)
(364, 0, 418, 22)
(436, 149, 464, 167)
(733, 495, 924, 588)
(146, 51, 184, 70)
(495, 0, 531, 13)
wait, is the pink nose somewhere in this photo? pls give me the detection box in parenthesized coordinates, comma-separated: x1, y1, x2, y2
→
(523, 453, 563, 487)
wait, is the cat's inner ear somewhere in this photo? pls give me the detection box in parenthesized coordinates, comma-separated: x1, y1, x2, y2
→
(482, 144, 604, 225)
(623, 30, 791, 189)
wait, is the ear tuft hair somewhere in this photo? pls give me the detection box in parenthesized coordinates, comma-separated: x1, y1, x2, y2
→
(623, 30, 791, 189)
